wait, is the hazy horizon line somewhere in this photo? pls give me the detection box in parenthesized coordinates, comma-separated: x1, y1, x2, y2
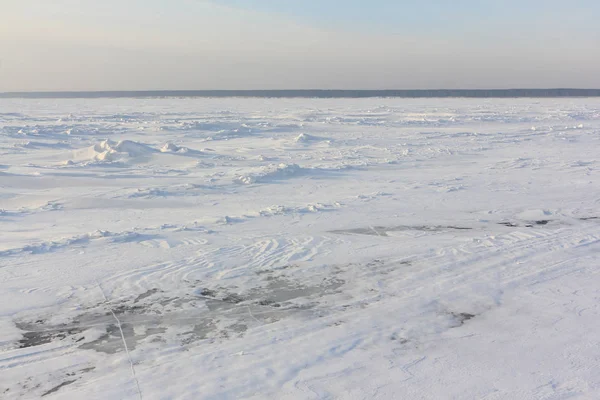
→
(2, 88, 600, 99)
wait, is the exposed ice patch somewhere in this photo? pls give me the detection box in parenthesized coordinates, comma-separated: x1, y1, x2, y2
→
(516, 209, 554, 222)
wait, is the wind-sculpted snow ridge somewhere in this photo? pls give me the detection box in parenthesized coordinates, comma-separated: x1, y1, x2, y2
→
(213, 202, 343, 225)
(0, 230, 158, 257)
(158, 120, 260, 140)
(2, 97, 600, 399)
(1, 123, 131, 139)
(233, 163, 356, 185)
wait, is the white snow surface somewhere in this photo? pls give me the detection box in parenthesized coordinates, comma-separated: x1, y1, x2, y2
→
(1, 97, 600, 399)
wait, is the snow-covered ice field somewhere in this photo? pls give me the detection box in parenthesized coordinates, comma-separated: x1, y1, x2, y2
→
(1, 97, 600, 399)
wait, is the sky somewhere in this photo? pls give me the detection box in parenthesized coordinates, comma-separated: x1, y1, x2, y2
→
(1, 0, 599, 91)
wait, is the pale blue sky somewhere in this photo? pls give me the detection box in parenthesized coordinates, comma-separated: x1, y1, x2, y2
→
(217, 0, 598, 33)
(1, 0, 599, 91)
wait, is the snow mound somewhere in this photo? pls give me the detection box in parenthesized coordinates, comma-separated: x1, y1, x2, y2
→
(258, 202, 340, 216)
(234, 163, 306, 185)
(160, 142, 189, 153)
(295, 133, 317, 142)
(94, 140, 154, 158)
(294, 133, 330, 144)
(73, 139, 156, 163)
